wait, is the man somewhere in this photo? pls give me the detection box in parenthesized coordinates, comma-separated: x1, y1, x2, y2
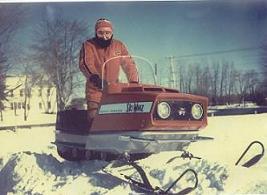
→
(79, 18, 139, 127)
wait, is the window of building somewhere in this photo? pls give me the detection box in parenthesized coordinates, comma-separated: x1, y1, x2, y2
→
(26, 89, 31, 97)
(39, 102, 42, 110)
(20, 89, 24, 97)
(48, 101, 51, 110)
(38, 88, 42, 97)
(22, 103, 25, 109)
(9, 90, 14, 97)
(47, 88, 51, 96)
(18, 102, 21, 109)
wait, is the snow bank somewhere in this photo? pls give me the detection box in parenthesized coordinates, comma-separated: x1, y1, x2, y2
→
(0, 152, 115, 195)
(224, 165, 267, 193)
(208, 102, 259, 110)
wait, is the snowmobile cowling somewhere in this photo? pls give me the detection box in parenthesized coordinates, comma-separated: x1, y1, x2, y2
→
(91, 83, 208, 132)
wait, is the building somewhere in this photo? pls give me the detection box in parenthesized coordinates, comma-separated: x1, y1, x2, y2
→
(4, 75, 57, 115)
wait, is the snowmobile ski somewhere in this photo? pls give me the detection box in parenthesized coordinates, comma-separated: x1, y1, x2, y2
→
(102, 159, 198, 194)
(235, 140, 265, 168)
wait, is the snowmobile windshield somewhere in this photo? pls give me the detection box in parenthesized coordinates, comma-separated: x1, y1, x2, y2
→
(101, 55, 157, 88)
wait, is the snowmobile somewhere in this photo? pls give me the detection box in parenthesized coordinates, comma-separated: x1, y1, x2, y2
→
(54, 55, 211, 162)
(54, 56, 266, 194)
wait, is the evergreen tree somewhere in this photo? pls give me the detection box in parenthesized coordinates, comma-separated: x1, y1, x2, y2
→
(0, 44, 7, 120)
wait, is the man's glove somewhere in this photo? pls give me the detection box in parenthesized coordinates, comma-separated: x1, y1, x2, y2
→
(89, 74, 107, 89)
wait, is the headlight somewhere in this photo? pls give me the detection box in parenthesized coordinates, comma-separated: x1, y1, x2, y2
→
(191, 104, 203, 120)
(157, 102, 171, 119)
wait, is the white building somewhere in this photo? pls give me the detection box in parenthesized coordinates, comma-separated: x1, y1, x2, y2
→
(4, 75, 57, 115)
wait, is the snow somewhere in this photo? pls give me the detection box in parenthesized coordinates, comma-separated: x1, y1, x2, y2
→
(1, 113, 267, 194)
(208, 102, 260, 110)
(0, 111, 56, 127)
(190, 114, 267, 193)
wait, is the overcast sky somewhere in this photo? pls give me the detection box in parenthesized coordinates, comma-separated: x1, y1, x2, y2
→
(6, 1, 267, 73)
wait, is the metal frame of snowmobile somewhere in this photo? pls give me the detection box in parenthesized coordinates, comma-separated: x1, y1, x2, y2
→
(55, 130, 208, 155)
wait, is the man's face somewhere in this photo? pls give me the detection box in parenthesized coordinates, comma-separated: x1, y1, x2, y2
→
(96, 27, 113, 40)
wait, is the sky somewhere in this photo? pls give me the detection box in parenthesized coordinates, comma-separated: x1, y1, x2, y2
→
(4, 1, 267, 75)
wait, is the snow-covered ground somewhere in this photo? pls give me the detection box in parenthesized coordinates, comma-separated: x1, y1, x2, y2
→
(0, 113, 267, 194)
(208, 102, 260, 110)
(0, 111, 56, 127)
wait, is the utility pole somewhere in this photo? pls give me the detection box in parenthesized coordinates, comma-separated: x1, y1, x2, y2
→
(166, 56, 176, 89)
(154, 63, 160, 85)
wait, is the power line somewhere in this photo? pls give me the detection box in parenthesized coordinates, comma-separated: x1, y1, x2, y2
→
(176, 46, 262, 59)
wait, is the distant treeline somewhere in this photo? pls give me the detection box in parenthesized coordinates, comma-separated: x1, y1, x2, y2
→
(172, 61, 265, 105)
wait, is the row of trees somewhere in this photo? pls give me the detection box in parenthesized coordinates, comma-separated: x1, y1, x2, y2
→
(175, 61, 262, 105)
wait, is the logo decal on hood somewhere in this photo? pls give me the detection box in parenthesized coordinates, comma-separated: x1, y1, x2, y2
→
(99, 102, 153, 114)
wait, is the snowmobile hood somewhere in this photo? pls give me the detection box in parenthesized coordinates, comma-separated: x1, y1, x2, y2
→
(105, 83, 179, 94)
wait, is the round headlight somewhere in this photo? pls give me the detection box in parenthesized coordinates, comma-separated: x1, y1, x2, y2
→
(191, 104, 203, 120)
(157, 102, 171, 119)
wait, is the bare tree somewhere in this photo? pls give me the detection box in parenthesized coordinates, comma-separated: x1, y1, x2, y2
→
(201, 65, 211, 96)
(210, 62, 220, 105)
(226, 62, 237, 104)
(261, 39, 267, 94)
(191, 64, 200, 94)
(186, 64, 194, 94)
(178, 64, 185, 92)
(245, 70, 259, 100)
(0, 46, 7, 121)
(31, 17, 88, 111)
(236, 71, 247, 104)
(235, 69, 259, 105)
(21, 62, 43, 120)
(218, 61, 229, 104)
(0, 5, 25, 42)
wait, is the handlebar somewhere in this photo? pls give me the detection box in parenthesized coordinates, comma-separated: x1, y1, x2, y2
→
(101, 55, 158, 89)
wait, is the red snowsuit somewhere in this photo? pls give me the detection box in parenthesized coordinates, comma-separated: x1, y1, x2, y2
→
(79, 38, 139, 122)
